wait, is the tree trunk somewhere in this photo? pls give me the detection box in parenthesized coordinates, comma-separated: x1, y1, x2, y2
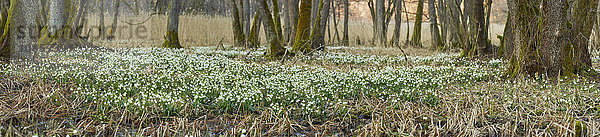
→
(474, 0, 489, 55)
(99, 0, 105, 39)
(410, 0, 423, 47)
(7, 0, 38, 59)
(259, 0, 287, 58)
(248, 11, 261, 49)
(376, 0, 385, 45)
(392, 0, 402, 47)
(293, 0, 312, 53)
(310, 0, 325, 50)
(501, 11, 513, 59)
(49, 0, 65, 37)
(289, 0, 299, 47)
(231, 0, 246, 47)
(315, 0, 329, 50)
(572, 0, 598, 72)
(283, 0, 291, 45)
(162, 0, 182, 48)
(342, 0, 349, 46)
(272, 0, 283, 41)
(109, 0, 120, 40)
(72, 0, 87, 37)
(243, 0, 251, 36)
(438, 0, 447, 46)
(429, 0, 441, 50)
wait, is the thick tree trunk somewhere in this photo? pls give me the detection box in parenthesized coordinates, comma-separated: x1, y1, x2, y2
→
(243, 0, 251, 36)
(293, 0, 312, 53)
(342, 0, 349, 46)
(283, 0, 291, 45)
(428, 0, 441, 50)
(474, 0, 489, 55)
(438, 0, 447, 46)
(162, 0, 182, 48)
(539, 0, 568, 77)
(501, 11, 514, 59)
(231, 0, 246, 47)
(49, 0, 65, 37)
(259, 0, 287, 58)
(572, 0, 598, 72)
(272, 0, 283, 41)
(315, 0, 329, 50)
(410, 0, 423, 47)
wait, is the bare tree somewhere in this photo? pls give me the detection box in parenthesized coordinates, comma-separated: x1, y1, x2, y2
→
(231, 0, 246, 47)
(342, 0, 349, 46)
(109, 0, 120, 40)
(259, 0, 287, 58)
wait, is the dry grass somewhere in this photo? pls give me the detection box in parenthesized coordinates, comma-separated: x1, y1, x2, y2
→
(83, 14, 507, 49)
(2, 75, 599, 136)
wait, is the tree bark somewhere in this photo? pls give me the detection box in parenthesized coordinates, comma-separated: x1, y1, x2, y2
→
(429, 0, 441, 50)
(572, 0, 598, 72)
(48, 0, 65, 37)
(289, 0, 299, 47)
(410, 0, 423, 47)
(162, 0, 182, 48)
(99, 0, 105, 39)
(310, 0, 326, 50)
(259, 0, 287, 58)
(474, 0, 489, 55)
(376, 0, 385, 45)
(392, 0, 402, 47)
(231, 0, 246, 47)
(109, 0, 120, 40)
(293, 0, 312, 53)
(342, 0, 349, 46)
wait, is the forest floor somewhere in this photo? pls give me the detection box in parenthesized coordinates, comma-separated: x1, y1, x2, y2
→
(0, 44, 599, 136)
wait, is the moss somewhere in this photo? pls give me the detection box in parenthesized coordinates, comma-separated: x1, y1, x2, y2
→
(293, 0, 312, 54)
(0, 0, 15, 59)
(247, 13, 260, 49)
(163, 30, 182, 48)
(563, 43, 575, 77)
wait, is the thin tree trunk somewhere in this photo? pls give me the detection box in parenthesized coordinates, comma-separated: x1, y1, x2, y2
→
(163, 0, 182, 48)
(283, 0, 290, 45)
(342, 0, 349, 46)
(99, 0, 105, 39)
(289, 0, 299, 47)
(429, 0, 441, 50)
(248, 11, 261, 49)
(72, 0, 87, 37)
(272, 0, 283, 41)
(315, 0, 330, 50)
(438, 0, 447, 46)
(376, 0, 384, 45)
(392, 0, 402, 47)
(109, 0, 120, 39)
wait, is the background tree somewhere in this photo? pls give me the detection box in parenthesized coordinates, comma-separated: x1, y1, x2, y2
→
(109, 0, 120, 40)
(342, 0, 349, 46)
(163, 0, 182, 48)
(98, 0, 105, 39)
(473, 0, 490, 55)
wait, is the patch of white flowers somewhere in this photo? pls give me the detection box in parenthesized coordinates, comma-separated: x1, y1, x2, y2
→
(0, 47, 506, 115)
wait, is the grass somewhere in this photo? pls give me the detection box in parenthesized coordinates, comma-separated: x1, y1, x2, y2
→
(0, 46, 599, 136)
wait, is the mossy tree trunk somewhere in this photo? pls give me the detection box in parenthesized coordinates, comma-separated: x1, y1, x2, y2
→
(0, 0, 13, 61)
(410, 0, 423, 47)
(428, 0, 442, 50)
(162, 0, 182, 48)
(507, 0, 597, 78)
(310, 0, 325, 50)
(247, 12, 261, 49)
(572, 0, 598, 73)
(259, 0, 287, 58)
(293, 0, 312, 53)
(230, 0, 246, 47)
(49, 0, 65, 37)
(501, 11, 514, 59)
